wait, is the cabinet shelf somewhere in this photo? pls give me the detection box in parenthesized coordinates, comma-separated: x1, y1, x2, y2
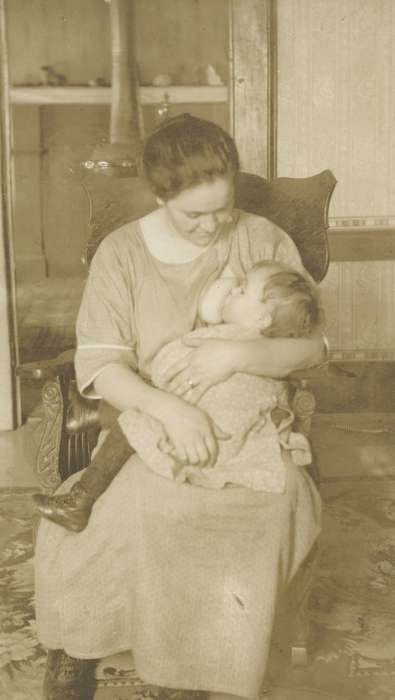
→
(10, 85, 228, 106)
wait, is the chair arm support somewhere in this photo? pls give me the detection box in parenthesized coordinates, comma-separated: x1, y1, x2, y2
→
(290, 383, 316, 436)
(35, 375, 100, 491)
(288, 379, 320, 486)
(17, 349, 76, 380)
(66, 385, 100, 434)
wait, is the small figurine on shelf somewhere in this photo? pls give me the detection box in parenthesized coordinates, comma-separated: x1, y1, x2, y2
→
(87, 77, 110, 87)
(205, 64, 224, 86)
(152, 74, 172, 87)
(41, 65, 67, 86)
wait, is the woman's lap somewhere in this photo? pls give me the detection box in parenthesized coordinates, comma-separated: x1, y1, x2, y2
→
(34, 453, 321, 696)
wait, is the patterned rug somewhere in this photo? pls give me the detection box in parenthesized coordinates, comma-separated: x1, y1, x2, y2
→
(1, 482, 395, 700)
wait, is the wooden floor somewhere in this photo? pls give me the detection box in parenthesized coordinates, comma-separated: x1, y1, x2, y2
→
(311, 412, 395, 480)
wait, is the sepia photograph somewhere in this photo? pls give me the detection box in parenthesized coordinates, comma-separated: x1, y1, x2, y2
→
(0, 1, 394, 698)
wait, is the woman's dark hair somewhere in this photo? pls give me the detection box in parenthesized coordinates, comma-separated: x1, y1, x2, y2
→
(142, 113, 240, 201)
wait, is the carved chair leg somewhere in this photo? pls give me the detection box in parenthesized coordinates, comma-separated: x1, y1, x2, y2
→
(43, 649, 97, 700)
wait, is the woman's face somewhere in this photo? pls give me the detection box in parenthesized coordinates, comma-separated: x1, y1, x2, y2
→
(159, 176, 234, 247)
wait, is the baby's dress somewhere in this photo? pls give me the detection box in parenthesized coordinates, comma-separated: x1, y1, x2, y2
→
(119, 324, 312, 493)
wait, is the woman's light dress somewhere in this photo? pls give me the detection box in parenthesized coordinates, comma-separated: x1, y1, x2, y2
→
(34, 211, 321, 698)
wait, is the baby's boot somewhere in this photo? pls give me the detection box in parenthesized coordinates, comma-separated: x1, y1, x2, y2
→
(33, 482, 95, 532)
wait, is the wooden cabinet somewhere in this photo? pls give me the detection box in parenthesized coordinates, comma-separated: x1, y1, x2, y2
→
(7, 0, 273, 279)
(2, 0, 273, 425)
(7, 0, 273, 172)
(10, 85, 227, 106)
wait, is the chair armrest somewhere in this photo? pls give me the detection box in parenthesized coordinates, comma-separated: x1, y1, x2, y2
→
(289, 362, 357, 383)
(17, 349, 76, 380)
(21, 347, 101, 490)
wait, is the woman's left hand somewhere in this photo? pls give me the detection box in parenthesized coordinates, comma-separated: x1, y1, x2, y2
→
(161, 338, 236, 401)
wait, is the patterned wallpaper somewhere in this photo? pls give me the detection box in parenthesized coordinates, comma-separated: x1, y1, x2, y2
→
(277, 0, 395, 225)
(320, 261, 395, 358)
(277, 0, 395, 358)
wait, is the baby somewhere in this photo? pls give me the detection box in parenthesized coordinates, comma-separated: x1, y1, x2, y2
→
(33, 261, 322, 532)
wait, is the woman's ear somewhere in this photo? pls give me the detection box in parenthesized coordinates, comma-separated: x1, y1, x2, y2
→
(156, 196, 164, 206)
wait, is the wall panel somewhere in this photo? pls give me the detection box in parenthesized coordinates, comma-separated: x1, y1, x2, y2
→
(277, 0, 395, 357)
(321, 260, 395, 359)
(277, 0, 395, 224)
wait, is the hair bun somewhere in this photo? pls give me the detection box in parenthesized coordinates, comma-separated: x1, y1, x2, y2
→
(154, 113, 193, 133)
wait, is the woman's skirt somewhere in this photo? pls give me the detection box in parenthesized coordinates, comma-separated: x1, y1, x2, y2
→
(34, 452, 321, 698)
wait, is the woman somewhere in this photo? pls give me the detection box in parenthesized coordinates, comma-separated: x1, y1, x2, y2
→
(35, 114, 324, 700)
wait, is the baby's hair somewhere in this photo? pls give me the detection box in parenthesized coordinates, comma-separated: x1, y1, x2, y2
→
(252, 262, 323, 338)
(142, 113, 240, 201)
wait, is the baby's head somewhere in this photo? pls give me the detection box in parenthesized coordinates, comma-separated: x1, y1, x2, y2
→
(222, 261, 322, 337)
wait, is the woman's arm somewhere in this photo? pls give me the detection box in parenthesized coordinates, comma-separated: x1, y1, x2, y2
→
(229, 330, 326, 378)
(162, 331, 326, 399)
(94, 363, 228, 467)
(94, 362, 163, 415)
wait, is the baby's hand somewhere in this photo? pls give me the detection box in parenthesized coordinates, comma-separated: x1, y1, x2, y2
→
(154, 392, 229, 468)
(158, 436, 180, 460)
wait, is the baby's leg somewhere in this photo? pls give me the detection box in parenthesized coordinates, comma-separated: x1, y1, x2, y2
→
(33, 421, 133, 532)
(77, 420, 133, 498)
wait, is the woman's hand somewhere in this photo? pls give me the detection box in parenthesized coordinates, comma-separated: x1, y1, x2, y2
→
(153, 391, 229, 468)
(93, 362, 229, 467)
(161, 338, 237, 401)
(161, 332, 327, 392)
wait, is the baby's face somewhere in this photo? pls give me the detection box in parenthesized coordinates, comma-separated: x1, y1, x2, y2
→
(222, 264, 282, 328)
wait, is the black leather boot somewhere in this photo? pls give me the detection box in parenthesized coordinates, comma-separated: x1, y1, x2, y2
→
(33, 422, 133, 532)
(43, 649, 96, 700)
(33, 482, 95, 532)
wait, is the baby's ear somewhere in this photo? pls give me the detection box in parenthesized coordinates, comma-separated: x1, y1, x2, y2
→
(255, 311, 272, 332)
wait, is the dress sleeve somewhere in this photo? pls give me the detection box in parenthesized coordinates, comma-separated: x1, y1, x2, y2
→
(75, 233, 138, 398)
(249, 214, 306, 273)
(231, 212, 306, 277)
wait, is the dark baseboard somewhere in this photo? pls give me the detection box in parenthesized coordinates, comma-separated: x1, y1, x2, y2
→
(328, 227, 395, 261)
(308, 361, 395, 413)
